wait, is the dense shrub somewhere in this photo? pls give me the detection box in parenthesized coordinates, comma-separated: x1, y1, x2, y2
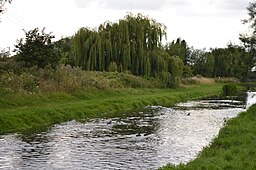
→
(0, 71, 38, 93)
(0, 65, 165, 94)
(181, 78, 198, 85)
(15, 28, 60, 69)
(222, 84, 238, 96)
(181, 77, 215, 85)
(215, 77, 239, 83)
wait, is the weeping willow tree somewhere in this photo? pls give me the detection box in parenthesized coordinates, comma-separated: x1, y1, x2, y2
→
(67, 13, 183, 87)
(167, 56, 184, 87)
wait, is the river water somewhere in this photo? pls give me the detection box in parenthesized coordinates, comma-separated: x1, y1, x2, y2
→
(0, 92, 255, 170)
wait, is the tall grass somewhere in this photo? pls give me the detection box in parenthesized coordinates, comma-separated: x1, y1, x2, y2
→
(182, 76, 239, 86)
(0, 65, 164, 94)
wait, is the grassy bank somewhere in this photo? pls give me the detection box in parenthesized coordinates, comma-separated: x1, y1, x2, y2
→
(0, 84, 223, 135)
(160, 104, 256, 170)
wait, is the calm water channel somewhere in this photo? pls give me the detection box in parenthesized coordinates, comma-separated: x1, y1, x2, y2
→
(0, 92, 255, 170)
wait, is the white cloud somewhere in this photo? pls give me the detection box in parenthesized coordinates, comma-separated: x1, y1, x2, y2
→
(75, 0, 190, 10)
(103, 0, 167, 10)
(75, 0, 249, 13)
(216, 0, 249, 11)
(0, 0, 252, 52)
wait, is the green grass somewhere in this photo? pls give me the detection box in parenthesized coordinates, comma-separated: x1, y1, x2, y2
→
(0, 84, 223, 135)
(160, 103, 256, 170)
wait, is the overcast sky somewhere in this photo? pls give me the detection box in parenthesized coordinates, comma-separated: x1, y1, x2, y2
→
(0, 0, 252, 52)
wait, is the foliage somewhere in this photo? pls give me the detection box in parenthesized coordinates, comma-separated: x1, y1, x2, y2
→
(0, 65, 166, 94)
(168, 56, 184, 88)
(6, 12, 254, 87)
(182, 65, 193, 78)
(57, 13, 184, 87)
(190, 49, 214, 77)
(165, 38, 190, 65)
(181, 76, 215, 85)
(180, 3, 256, 81)
(14, 28, 60, 69)
(54, 37, 73, 65)
(189, 44, 251, 81)
(0, 56, 24, 74)
(108, 61, 118, 72)
(239, 2, 256, 80)
(222, 84, 238, 96)
(214, 77, 239, 83)
(70, 14, 167, 75)
(3, 10, 255, 89)
(242, 2, 256, 33)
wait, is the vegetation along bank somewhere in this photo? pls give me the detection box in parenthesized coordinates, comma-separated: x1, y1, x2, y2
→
(0, 77, 223, 135)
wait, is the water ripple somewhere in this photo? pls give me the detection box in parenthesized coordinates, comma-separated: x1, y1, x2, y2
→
(0, 99, 249, 170)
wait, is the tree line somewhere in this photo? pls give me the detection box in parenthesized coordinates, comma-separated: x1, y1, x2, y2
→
(2, 2, 256, 87)
(56, 11, 256, 83)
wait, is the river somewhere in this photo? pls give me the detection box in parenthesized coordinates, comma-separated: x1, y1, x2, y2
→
(0, 92, 255, 170)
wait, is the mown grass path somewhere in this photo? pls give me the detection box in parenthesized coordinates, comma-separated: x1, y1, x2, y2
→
(0, 84, 223, 134)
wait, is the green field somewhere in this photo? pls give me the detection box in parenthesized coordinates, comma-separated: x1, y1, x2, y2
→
(0, 84, 222, 134)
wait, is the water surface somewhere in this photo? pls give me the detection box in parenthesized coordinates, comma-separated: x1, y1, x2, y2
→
(0, 96, 252, 170)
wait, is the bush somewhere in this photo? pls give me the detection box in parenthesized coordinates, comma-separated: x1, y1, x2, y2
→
(222, 84, 238, 96)
(15, 28, 60, 69)
(215, 77, 239, 83)
(0, 65, 166, 94)
(0, 71, 38, 93)
(181, 78, 198, 85)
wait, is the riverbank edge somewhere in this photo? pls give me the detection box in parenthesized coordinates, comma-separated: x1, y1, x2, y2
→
(160, 100, 256, 169)
(0, 84, 223, 135)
